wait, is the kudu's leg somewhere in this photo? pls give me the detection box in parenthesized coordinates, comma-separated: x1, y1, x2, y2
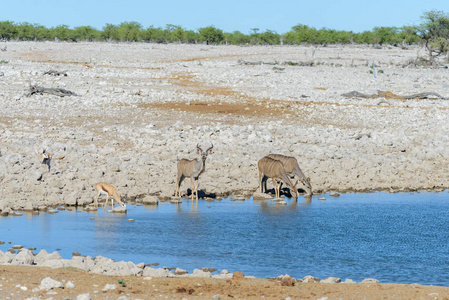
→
(259, 171, 264, 193)
(273, 179, 279, 199)
(175, 174, 184, 197)
(190, 177, 195, 201)
(194, 179, 199, 201)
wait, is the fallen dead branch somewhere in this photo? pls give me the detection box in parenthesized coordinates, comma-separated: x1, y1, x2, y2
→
(237, 60, 314, 67)
(43, 70, 67, 76)
(341, 90, 447, 100)
(27, 85, 77, 97)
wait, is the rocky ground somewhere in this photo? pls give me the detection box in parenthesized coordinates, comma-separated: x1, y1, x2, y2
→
(1, 41, 449, 212)
(2, 249, 449, 299)
(1, 41, 449, 297)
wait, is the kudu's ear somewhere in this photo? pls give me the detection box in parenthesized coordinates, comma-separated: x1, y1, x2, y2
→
(196, 148, 201, 154)
(209, 149, 213, 154)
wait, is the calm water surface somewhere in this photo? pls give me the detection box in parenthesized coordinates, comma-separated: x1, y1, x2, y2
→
(1, 192, 449, 285)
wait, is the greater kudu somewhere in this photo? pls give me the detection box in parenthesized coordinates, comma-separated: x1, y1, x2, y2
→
(175, 144, 214, 201)
(258, 156, 298, 199)
(267, 154, 312, 195)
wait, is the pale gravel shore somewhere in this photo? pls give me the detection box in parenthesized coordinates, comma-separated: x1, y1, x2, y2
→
(1, 41, 449, 211)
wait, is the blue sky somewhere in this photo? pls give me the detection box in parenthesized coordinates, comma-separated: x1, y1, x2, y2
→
(2, 0, 449, 33)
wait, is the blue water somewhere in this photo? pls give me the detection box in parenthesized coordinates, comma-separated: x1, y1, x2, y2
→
(1, 192, 449, 285)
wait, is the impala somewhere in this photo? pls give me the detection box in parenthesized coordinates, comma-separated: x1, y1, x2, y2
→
(258, 156, 298, 199)
(267, 153, 312, 195)
(175, 144, 213, 201)
(94, 182, 126, 210)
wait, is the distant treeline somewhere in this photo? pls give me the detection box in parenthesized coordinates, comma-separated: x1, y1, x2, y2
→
(0, 20, 426, 45)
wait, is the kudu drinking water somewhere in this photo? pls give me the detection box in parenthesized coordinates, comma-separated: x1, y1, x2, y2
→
(267, 154, 312, 195)
(258, 156, 299, 199)
(175, 144, 214, 201)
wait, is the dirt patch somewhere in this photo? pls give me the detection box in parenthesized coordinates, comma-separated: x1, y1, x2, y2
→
(1, 265, 449, 299)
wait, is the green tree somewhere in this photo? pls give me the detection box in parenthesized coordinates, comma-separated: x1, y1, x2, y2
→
(16, 22, 41, 40)
(0, 21, 18, 40)
(117, 21, 143, 41)
(142, 26, 167, 43)
(291, 24, 315, 43)
(102, 23, 119, 40)
(259, 29, 280, 45)
(74, 26, 99, 41)
(166, 24, 185, 43)
(225, 30, 250, 44)
(198, 26, 224, 44)
(372, 26, 401, 44)
(418, 10, 449, 64)
(51, 25, 71, 40)
(399, 26, 420, 44)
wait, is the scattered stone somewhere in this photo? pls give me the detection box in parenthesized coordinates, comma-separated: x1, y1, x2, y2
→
(76, 293, 91, 300)
(174, 267, 188, 275)
(109, 206, 127, 213)
(321, 276, 341, 283)
(12, 245, 23, 249)
(142, 196, 159, 205)
(233, 271, 245, 280)
(280, 275, 296, 286)
(48, 209, 58, 214)
(318, 197, 326, 201)
(361, 278, 379, 284)
(39, 277, 64, 291)
(102, 284, 116, 291)
(330, 192, 340, 197)
(303, 275, 321, 283)
(252, 192, 273, 200)
(66, 281, 75, 288)
(344, 278, 356, 283)
(274, 200, 287, 205)
(72, 252, 81, 256)
(128, 219, 135, 222)
(191, 269, 212, 278)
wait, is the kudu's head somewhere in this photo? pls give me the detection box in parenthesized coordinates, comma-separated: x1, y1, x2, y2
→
(302, 177, 313, 195)
(196, 144, 214, 162)
(289, 179, 299, 199)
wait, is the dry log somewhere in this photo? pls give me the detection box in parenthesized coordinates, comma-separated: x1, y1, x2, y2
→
(237, 60, 314, 67)
(401, 92, 446, 100)
(340, 91, 378, 99)
(342, 90, 447, 100)
(27, 85, 77, 97)
(43, 70, 67, 76)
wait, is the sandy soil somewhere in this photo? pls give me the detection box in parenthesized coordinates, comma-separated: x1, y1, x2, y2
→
(1, 265, 449, 299)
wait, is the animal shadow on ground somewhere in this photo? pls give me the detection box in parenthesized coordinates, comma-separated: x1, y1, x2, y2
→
(186, 189, 216, 199)
(266, 187, 306, 198)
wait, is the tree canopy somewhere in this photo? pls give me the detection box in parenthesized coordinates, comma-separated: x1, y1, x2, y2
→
(0, 11, 448, 48)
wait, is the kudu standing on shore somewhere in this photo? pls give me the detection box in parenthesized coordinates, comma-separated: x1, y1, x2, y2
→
(267, 154, 312, 195)
(258, 156, 299, 199)
(175, 144, 214, 201)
